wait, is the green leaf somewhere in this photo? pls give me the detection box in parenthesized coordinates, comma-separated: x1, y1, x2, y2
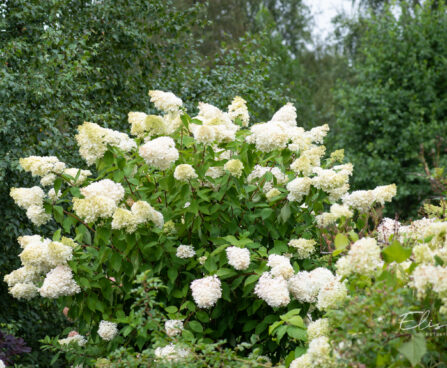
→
(382, 241, 412, 263)
(398, 333, 427, 366)
(165, 306, 178, 314)
(188, 320, 203, 333)
(268, 320, 284, 335)
(275, 325, 288, 341)
(279, 204, 291, 223)
(244, 274, 260, 287)
(334, 233, 349, 250)
(333, 233, 350, 256)
(110, 252, 122, 272)
(168, 268, 178, 283)
(52, 228, 61, 241)
(287, 326, 307, 341)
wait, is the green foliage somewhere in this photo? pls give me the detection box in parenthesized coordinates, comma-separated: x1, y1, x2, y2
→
(333, 1, 447, 217)
(0, 1, 290, 365)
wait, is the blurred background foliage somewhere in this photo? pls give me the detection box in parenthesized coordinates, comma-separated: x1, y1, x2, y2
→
(1, 0, 447, 365)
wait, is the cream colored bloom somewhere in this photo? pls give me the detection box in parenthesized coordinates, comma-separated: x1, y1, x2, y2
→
(174, 164, 198, 181)
(224, 159, 244, 178)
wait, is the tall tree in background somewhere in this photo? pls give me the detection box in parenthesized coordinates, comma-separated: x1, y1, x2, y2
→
(333, 1, 447, 217)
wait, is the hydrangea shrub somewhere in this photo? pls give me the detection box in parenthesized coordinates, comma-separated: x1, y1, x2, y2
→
(6, 91, 398, 365)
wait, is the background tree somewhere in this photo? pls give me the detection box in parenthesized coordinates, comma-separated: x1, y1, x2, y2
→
(332, 1, 447, 217)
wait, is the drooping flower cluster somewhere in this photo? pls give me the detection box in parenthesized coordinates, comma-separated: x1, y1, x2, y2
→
(10, 186, 51, 226)
(306, 318, 330, 341)
(98, 320, 118, 341)
(267, 254, 294, 280)
(5, 236, 79, 300)
(410, 264, 447, 314)
(286, 177, 312, 202)
(342, 184, 396, 213)
(190, 276, 222, 308)
(112, 200, 163, 233)
(39, 265, 81, 298)
(76, 122, 136, 165)
(226, 247, 250, 270)
(149, 90, 183, 113)
(19, 156, 66, 186)
(290, 336, 333, 368)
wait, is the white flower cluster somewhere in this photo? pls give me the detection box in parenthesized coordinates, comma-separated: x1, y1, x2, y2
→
(311, 165, 351, 201)
(176, 245, 196, 259)
(342, 184, 396, 213)
(19, 156, 66, 186)
(63, 168, 92, 185)
(149, 90, 183, 113)
(288, 267, 334, 304)
(58, 331, 87, 346)
(290, 336, 333, 368)
(306, 318, 330, 341)
(154, 344, 190, 362)
(399, 217, 436, 243)
(335, 237, 383, 278)
(165, 320, 184, 337)
(224, 159, 244, 178)
(247, 165, 287, 193)
(267, 254, 294, 279)
(226, 246, 250, 270)
(286, 177, 312, 202)
(139, 136, 179, 170)
(174, 164, 198, 181)
(254, 272, 290, 308)
(73, 179, 124, 223)
(288, 267, 347, 311)
(290, 146, 326, 176)
(288, 238, 316, 259)
(10, 186, 51, 226)
(4, 236, 79, 300)
(76, 122, 136, 165)
(408, 221, 447, 265)
(190, 102, 240, 144)
(98, 320, 118, 341)
(128, 112, 181, 138)
(39, 265, 81, 298)
(190, 276, 222, 308)
(410, 264, 447, 313)
(112, 200, 163, 233)
(227, 96, 249, 127)
(316, 203, 353, 228)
